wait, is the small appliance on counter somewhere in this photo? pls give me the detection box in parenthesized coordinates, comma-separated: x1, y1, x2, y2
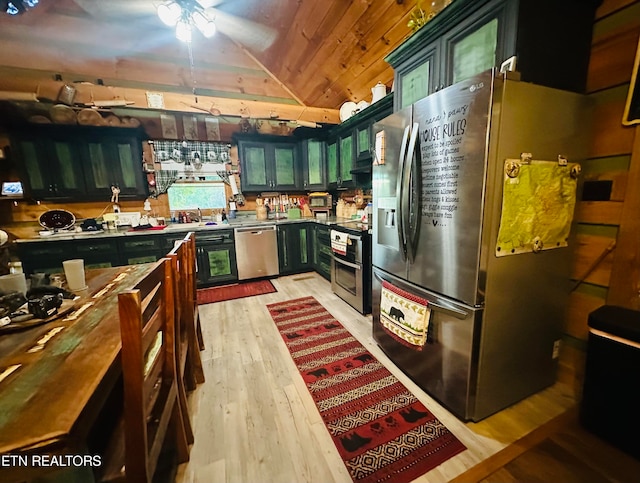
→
(307, 192, 332, 217)
(38, 210, 75, 235)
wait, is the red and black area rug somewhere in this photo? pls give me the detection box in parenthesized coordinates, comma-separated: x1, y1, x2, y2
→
(197, 279, 276, 304)
(266, 296, 466, 483)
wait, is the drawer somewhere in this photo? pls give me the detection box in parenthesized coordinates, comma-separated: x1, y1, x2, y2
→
(319, 244, 333, 257)
(120, 236, 163, 252)
(20, 241, 74, 258)
(75, 239, 118, 256)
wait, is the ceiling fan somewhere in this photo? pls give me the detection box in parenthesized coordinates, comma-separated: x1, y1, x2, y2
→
(71, 0, 278, 52)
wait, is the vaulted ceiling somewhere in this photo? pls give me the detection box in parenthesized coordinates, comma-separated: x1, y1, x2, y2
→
(0, 0, 431, 125)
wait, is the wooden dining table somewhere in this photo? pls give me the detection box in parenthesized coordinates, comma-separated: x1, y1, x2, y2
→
(0, 263, 155, 482)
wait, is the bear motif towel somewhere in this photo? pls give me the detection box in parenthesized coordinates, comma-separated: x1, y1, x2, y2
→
(330, 230, 348, 256)
(380, 280, 430, 350)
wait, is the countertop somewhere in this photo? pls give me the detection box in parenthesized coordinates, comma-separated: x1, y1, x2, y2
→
(15, 216, 367, 243)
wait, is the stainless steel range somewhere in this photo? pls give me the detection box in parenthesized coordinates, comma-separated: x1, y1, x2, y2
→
(330, 223, 371, 314)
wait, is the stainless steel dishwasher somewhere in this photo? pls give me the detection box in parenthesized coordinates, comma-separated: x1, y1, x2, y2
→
(234, 225, 279, 280)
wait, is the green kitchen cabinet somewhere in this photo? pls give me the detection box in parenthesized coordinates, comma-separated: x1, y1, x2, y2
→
(11, 124, 148, 202)
(236, 135, 299, 192)
(277, 223, 312, 275)
(326, 138, 338, 187)
(118, 235, 165, 265)
(388, 0, 600, 110)
(193, 230, 238, 287)
(312, 224, 332, 281)
(81, 135, 147, 200)
(356, 122, 372, 162)
(339, 133, 354, 188)
(326, 132, 354, 191)
(75, 238, 120, 268)
(17, 240, 75, 275)
(16, 237, 120, 275)
(300, 139, 326, 191)
(326, 94, 393, 191)
(12, 135, 86, 201)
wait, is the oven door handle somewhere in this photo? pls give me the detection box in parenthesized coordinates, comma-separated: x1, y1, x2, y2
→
(332, 256, 361, 270)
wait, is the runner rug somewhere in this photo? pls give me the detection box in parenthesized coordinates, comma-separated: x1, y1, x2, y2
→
(197, 279, 276, 304)
(266, 296, 466, 483)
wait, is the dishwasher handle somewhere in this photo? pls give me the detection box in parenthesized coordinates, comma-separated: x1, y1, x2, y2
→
(234, 225, 277, 235)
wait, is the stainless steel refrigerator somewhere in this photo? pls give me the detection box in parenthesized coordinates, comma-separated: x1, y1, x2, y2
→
(372, 69, 587, 422)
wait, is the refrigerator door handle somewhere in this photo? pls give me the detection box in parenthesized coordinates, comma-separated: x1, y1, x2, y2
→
(427, 301, 469, 320)
(403, 122, 420, 263)
(373, 270, 469, 320)
(396, 125, 411, 260)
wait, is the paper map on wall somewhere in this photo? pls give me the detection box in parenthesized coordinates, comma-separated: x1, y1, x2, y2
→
(496, 159, 580, 257)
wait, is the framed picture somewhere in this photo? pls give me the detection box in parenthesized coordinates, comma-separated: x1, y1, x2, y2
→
(160, 114, 178, 138)
(183, 115, 199, 140)
(146, 91, 165, 109)
(205, 116, 221, 141)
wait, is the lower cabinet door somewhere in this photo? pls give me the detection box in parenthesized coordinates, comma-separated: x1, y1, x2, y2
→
(197, 242, 238, 286)
(278, 224, 312, 275)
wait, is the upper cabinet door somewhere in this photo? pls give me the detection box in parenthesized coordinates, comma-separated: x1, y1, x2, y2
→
(237, 136, 300, 192)
(272, 143, 299, 191)
(339, 133, 354, 187)
(83, 137, 148, 200)
(50, 139, 85, 198)
(441, 0, 513, 87)
(13, 135, 85, 200)
(240, 142, 270, 191)
(356, 124, 371, 161)
(326, 139, 338, 187)
(397, 42, 440, 109)
(302, 139, 326, 191)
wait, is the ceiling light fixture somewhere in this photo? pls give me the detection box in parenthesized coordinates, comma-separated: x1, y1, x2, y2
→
(157, 1, 216, 42)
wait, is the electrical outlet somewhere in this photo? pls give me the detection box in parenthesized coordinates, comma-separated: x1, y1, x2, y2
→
(552, 340, 561, 359)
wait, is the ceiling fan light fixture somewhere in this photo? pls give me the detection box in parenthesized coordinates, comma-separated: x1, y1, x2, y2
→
(175, 19, 192, 42)
(157, 2, 182, 27)
(191, 10, 216, 38)
(3, 0, 38, 15)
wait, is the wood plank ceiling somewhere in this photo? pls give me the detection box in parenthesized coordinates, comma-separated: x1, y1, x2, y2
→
(0, 0, 434, 125)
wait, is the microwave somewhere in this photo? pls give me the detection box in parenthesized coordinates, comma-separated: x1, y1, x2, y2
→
(307, 192, 332, 212)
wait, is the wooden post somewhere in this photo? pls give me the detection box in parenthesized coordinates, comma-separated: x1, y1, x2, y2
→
(607, 125, 640, 309)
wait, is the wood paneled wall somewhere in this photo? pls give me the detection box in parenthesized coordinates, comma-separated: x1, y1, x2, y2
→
(559, 0, 640, 390)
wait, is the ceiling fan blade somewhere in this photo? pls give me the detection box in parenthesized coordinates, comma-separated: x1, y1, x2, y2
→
(196, 0, 225, 7)
(72, 0, 157, 19)
(204, 7, 277, 52)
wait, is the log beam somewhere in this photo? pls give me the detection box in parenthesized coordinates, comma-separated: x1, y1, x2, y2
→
(0, 73, 339, 125)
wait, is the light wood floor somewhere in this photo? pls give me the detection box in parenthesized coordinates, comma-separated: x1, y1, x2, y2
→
(174, 273, 639, 483)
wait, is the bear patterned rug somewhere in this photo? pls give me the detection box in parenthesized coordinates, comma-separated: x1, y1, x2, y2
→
(266, 296, 466, 483)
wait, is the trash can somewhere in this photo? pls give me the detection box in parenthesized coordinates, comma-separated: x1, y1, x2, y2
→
(580, 305, 640, 459)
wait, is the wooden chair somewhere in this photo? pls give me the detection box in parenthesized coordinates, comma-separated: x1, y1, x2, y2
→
(101, 258, 190, 483)
(168, 234, 205, 391)
(166, 240, 201, 447)
(183, 232, 205, 353)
